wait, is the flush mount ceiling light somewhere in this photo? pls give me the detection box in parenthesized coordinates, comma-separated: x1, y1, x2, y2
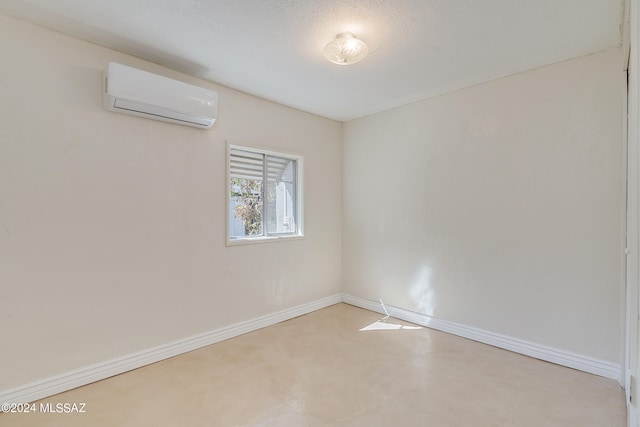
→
(323, 32, 369, 65)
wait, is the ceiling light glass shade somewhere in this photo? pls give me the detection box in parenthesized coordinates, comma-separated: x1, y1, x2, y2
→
(323, 32, 368, 65)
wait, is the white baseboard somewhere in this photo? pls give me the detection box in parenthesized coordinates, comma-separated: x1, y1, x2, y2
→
(0, 294, 342, 404)
(2, 292, 621, 404)
(341, 294, 620, 381)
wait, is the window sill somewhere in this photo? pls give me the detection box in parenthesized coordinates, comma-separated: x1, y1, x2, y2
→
(226, 234, 305, 247)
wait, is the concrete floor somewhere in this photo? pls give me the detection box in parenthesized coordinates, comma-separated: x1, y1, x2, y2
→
(0, 303, 626, 426)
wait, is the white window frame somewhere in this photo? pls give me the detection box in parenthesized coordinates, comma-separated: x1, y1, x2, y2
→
(226, 143, 304, 245)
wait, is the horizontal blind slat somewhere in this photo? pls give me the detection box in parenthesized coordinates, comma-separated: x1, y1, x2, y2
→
(266, 155, 291, 182)
(230, 148, 264, 180)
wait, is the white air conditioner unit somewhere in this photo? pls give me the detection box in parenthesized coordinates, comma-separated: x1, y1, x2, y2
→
(103, 62, 217, 129)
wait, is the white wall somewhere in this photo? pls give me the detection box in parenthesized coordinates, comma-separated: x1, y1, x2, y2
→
(0, 15, 342, 390)
(343, 48, 624, 364)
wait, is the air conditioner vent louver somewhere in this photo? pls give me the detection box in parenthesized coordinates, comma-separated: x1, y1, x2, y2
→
(102, 62, 217, 129)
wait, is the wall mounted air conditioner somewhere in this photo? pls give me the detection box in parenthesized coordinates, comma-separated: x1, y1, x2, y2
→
(103, 62, 218, 129)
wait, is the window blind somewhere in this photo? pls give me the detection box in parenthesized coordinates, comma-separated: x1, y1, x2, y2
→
(229, 148, 264, 180)
(230, 147, 291, 182)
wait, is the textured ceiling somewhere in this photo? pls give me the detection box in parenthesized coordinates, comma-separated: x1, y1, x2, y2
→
(0, 0, 625, 121)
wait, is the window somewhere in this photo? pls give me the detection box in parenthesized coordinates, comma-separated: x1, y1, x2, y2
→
(228, 145, 303, 243)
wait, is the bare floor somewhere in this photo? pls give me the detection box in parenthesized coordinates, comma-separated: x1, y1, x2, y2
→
(1, 303, 626, 426)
